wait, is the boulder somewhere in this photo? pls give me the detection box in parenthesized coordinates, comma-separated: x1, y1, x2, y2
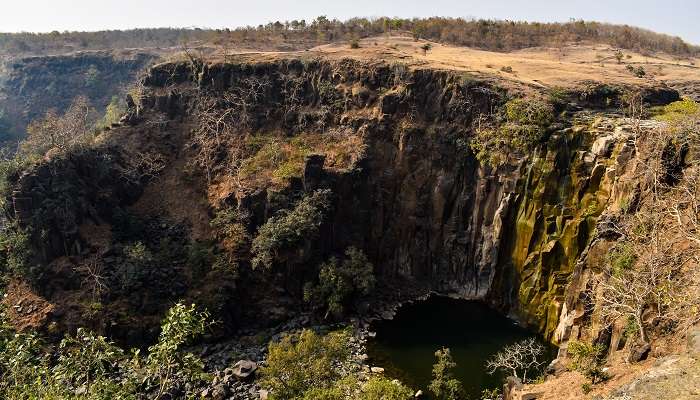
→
(231, 359, 258, 380)
(591, 135, 615, 157)
(628, 342, 651, 363)
(370, 366, 385, 374)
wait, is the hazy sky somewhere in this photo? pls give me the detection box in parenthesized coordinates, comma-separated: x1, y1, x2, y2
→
(1, 0, 698, 44)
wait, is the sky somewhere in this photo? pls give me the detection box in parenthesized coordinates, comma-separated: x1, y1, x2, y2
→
(1, 0, 698, 44)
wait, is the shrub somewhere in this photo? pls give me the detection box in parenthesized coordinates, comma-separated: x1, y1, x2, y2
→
(626, 64, 646, 77)
(653, 98, 699, 123)
(500, 65, 513, 73)
(96, 96, 126, 130)
(581, 383, 592, 394)
(0, 222, 32, 278)
(211, 207, 250, 250)
(567, 341, 608, 384)
(428, 348, 466, 400)
(251, 189, 332, 270)
(304, 247, 375, 317)
(360, 376, 414, 400)
(260, 329, 351, 400)
(350, 39, 360, 49)
(607, 242, 636, 277)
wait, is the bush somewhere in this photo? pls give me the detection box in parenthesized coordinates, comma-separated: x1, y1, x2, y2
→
(350, 39, 360, 49)
(500, 65, 513, 73)
(96, 96, 126, 130)
(0, 222, 33, 279)
(260, 329, 351, 400)
(567, 340, 608, 384)
(304, 247, 375, 317)
(481, 387, 502, 400)
(428, 348, 466, 400)
(653, 98, 699, 123)
(360, 376, 414, 400)
(625, 64, 646, 78)
(251, 189, 332, 270)
(581, 383, 592, 394)
(607, 242, 636, 277)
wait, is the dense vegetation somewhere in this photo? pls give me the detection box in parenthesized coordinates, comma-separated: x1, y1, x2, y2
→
(0, 302, 210, 399)
(1, 17, 697, 57)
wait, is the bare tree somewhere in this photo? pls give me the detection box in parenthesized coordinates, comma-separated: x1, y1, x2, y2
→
(189, 77, 270, 184)
(592, 96, 700, 343)
(22, 96, 93, 157)
(120, 151, 167, 185)
(74, 255, 108, 302)
(486, 338, 546, 382)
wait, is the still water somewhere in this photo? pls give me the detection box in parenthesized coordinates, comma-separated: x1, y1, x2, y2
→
(366, 296, 556, 398)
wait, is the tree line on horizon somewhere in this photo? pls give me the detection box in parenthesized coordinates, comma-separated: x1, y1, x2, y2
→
(0, 16, 697, 57)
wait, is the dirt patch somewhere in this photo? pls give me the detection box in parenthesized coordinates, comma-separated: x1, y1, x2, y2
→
(1, 280, 55, 331)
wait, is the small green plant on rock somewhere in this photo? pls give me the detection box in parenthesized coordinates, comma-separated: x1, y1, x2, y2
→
(429, 347, 466, 400)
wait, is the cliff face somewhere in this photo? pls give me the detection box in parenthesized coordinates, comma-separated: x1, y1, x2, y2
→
(0, 51, 155, 144)
(5, 56, 680, 341)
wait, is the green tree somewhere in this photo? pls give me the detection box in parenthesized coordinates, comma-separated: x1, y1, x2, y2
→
(251, 189, 332, 270)
(428, 348, 466, 400)
(260, 329, 351, 400)
(304, 247, 375, 318)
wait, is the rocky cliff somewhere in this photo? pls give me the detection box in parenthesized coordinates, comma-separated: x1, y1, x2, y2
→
(3, 53, 683, 344)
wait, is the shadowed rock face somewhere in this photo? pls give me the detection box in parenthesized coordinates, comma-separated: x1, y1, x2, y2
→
(6, 57, 679, 341)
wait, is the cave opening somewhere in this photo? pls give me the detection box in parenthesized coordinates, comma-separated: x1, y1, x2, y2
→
(366, 295, 557, 398)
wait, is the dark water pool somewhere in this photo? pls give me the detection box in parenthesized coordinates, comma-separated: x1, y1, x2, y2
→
(366, 296, 556, 398)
